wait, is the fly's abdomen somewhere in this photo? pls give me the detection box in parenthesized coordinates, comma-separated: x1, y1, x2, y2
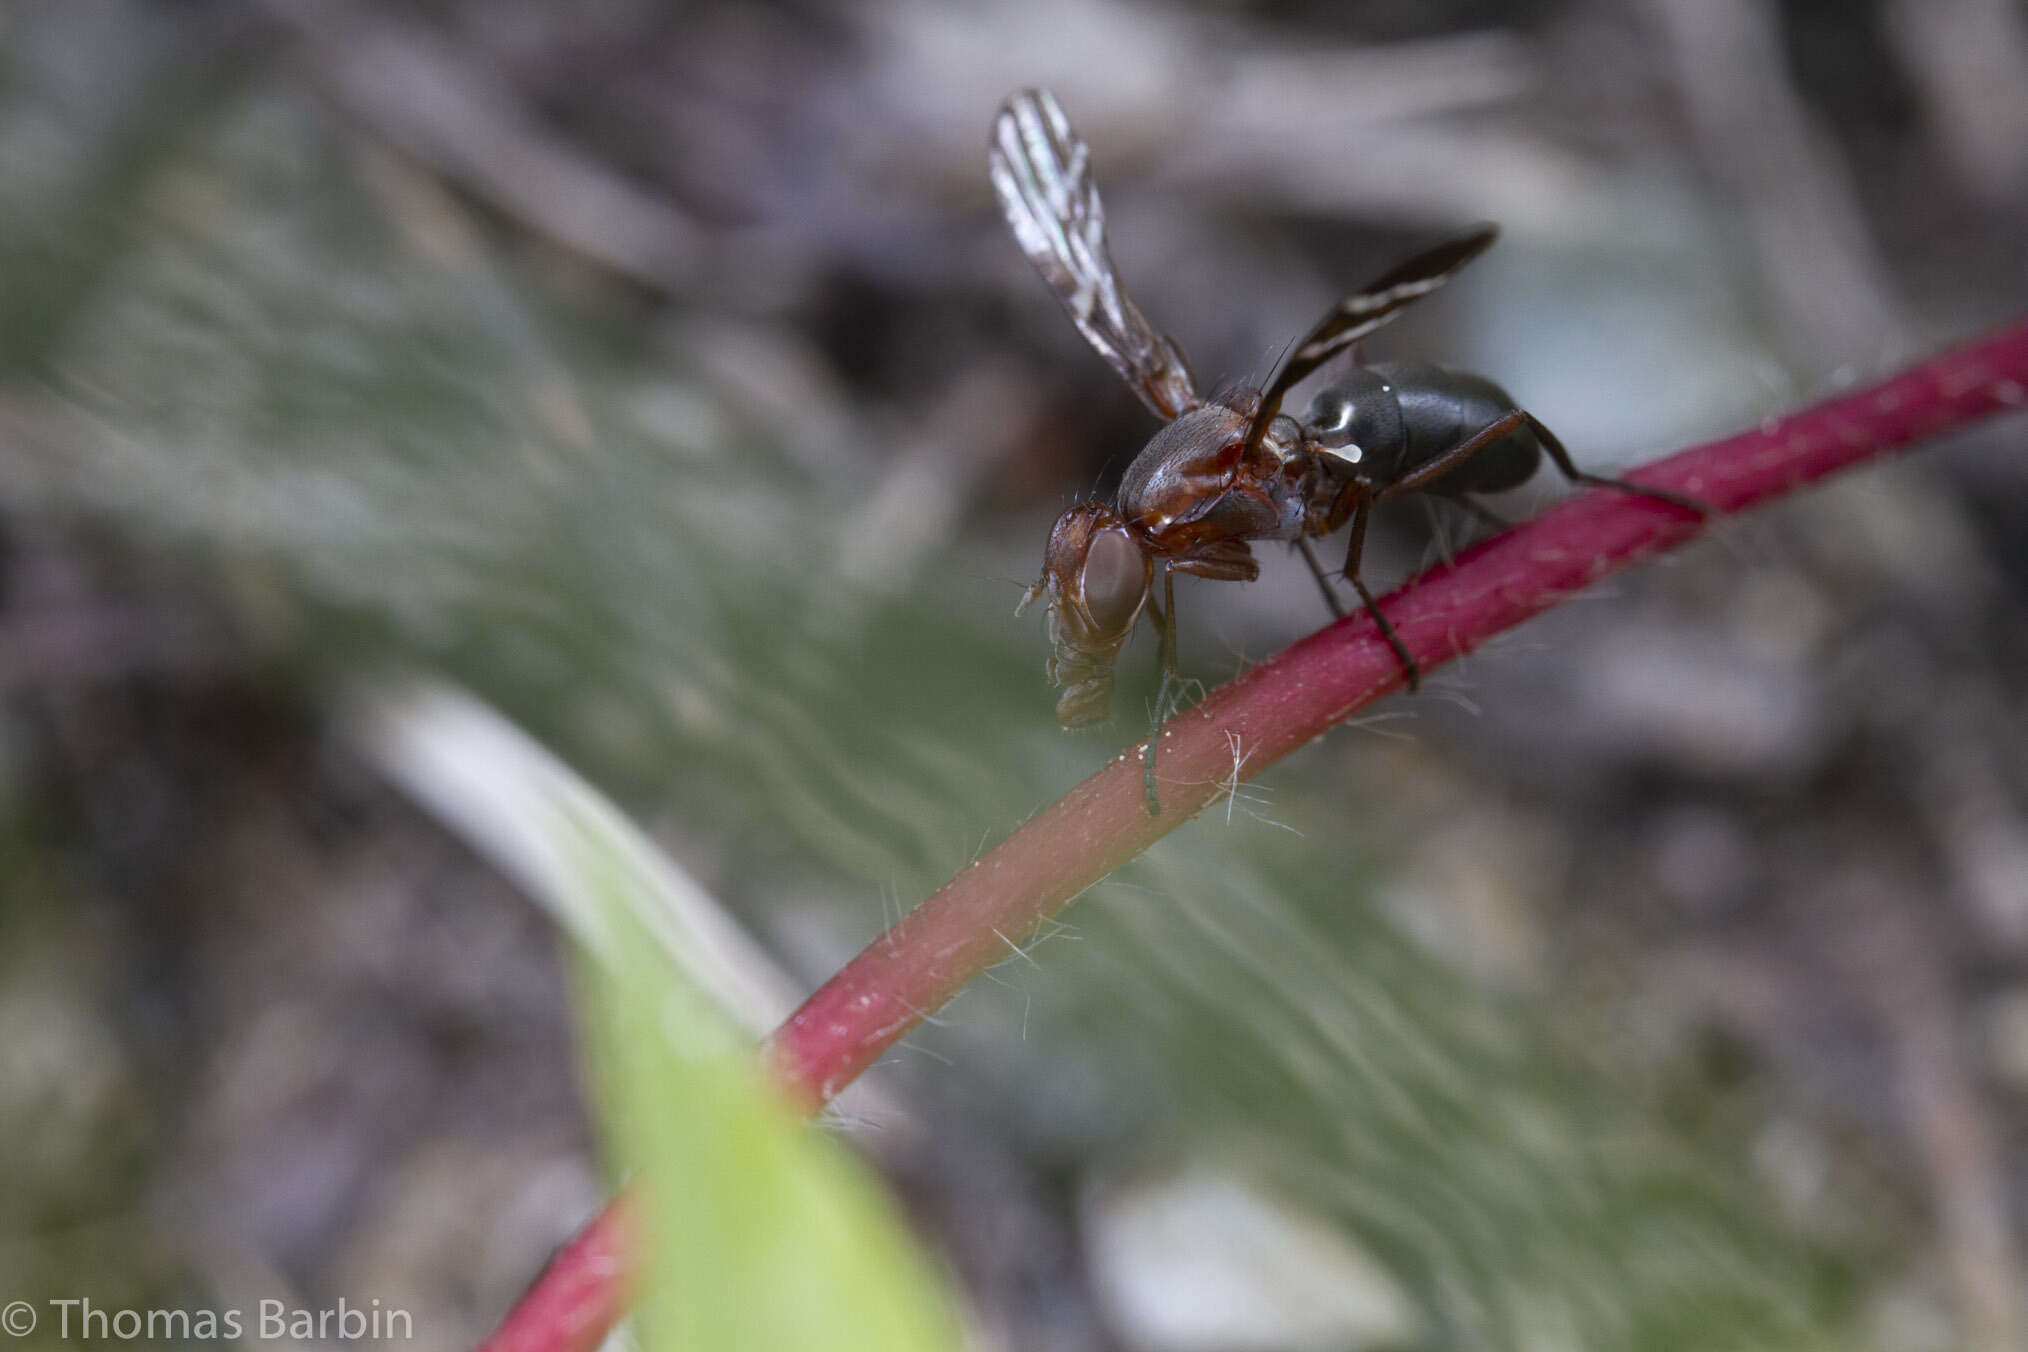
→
(1380, 362, 1540, 495)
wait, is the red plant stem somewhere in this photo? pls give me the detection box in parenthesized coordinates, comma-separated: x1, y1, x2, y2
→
(476, 1188, 639, 1352)
(476, 319, 2028, 1352)
(769, 320, 2028, 1105)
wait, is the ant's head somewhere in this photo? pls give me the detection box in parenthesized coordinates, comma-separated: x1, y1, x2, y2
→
(1019, 502, 1154, 726)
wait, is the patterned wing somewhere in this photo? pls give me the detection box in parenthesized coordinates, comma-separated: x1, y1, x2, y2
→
(1246, 224, 1500, 448)
(990, 90, 1198, 421)
(1280, 225, 1499, 397)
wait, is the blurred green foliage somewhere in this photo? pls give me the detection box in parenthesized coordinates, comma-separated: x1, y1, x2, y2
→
(577, 821, 957, 1352)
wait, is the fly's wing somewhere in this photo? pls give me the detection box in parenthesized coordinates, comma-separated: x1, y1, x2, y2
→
(990, 90, 1198, 421)
(1246, 224, 1500, 449)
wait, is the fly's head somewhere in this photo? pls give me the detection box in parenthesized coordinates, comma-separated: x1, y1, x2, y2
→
(1018, 502, 1154, 727)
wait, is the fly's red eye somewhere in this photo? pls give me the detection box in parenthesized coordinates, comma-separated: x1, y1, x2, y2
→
(1078, 527, 1149, 635)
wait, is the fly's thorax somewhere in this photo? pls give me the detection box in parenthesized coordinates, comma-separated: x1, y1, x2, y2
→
(1115, 402, 1252, 533)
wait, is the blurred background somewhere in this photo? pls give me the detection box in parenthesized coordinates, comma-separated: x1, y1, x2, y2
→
(4, 0, 2028, 1348)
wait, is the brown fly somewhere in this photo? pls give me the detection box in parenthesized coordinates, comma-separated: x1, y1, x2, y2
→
(991, 89, 1704, 812)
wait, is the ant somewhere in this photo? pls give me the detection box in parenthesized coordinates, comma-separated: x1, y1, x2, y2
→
(991, 90, 1706, 813)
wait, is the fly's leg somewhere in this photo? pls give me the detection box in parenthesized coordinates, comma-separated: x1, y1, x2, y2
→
(1458, 493, 1512, 534)
(1417, 495, 1457, 570)
(1376, 410, 1529, 499)
(1522, 412, 1712, 516)
(1343, 496, 1421, 691)
(1342, 409, 1706, 698)
(1377, 408, 1710, 515)
(1296, 536, 1348, 620)
(1143, 568, 1180, 816)
(1353, 413, 1555, 690)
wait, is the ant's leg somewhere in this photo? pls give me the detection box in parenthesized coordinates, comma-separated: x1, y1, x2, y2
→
(1523, 412, 1711, 516)
(1343, 497, 1421, 691)
(1296, 536, 1348, 620)
(1143, 567, 1180, 816)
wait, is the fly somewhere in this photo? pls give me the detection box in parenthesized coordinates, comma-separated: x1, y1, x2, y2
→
(990, 89, 1705, 813)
